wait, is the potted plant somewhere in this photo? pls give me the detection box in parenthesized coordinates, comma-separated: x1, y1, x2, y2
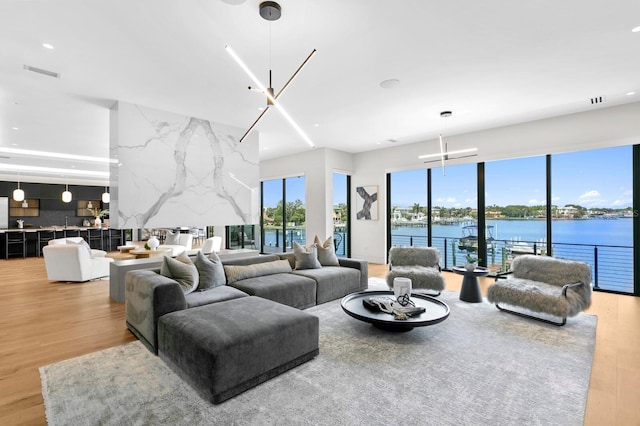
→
(88, 208, 109, 228)
(465, 254, 480, 271)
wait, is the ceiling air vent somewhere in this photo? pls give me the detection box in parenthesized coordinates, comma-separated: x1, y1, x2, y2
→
(23, 64, 60, 79)
(589, 96, 605, 105)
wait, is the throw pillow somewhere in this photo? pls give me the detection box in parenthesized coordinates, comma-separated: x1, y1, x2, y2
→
(293, 241, 322, 270)
(160, 252, 199, 294)
(164, 231, 180, 245)
(223, 259, 292, 284)
(314, 235, 340, 266)
(194, 251, 226, 291)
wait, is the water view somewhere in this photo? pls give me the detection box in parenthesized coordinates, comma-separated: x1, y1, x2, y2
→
(389, 218, 633, 293)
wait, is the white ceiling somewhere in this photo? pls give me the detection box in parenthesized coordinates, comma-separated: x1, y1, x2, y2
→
(1, 0, 639, 186)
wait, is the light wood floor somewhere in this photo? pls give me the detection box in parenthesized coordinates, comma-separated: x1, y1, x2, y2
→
(0, 259, 637, 425)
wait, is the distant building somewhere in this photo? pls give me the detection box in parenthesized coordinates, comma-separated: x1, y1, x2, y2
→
(557, 206, 578, 218)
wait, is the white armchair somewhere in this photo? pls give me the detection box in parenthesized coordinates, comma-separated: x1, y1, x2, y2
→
(201, 236, 222, 254)
(158, 233, 193, 256)
(43, 238, 113, 282)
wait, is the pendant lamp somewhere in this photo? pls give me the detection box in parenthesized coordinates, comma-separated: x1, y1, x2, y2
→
(62, 184, 72, 203)
(102, 187, 110, 203)
(13, 180, 25, 202)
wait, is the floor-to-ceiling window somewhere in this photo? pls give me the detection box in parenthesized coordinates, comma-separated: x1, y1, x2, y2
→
(286, 177, 306, 250)
(551, 146, 634, 293)
(333, 172, 350, 257)
(484, 155, 547, 272)
(389, 169, 428, 248)
(386, 145, 636, 294)
(430, 164, 477, 269)
(261, 176, 306, 253)
(261, 179, 284, 253)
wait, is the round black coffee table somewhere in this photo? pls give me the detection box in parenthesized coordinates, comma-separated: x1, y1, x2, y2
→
(341, 290, 450, 332)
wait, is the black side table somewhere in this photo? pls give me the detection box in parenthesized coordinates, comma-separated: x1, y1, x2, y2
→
(452, 266, 490, 303)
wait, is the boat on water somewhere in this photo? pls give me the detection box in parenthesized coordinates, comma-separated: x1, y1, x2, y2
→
(457, 225, 495, 253)
(506, 240, 547, 256)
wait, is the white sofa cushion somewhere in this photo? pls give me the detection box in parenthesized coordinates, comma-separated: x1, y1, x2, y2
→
(49, 237, 107, 258)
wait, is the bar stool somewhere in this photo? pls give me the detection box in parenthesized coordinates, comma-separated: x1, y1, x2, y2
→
(6, 231, 26, 259)
(64, 229, 80, 238)
(88, 229, 104, 250)
(37, 230, 57, 257)
(108, 229, 123, 251)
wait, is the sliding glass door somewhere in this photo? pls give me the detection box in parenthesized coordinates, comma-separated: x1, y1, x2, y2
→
(551, 146, 633, 293)
(484, 156, 547, 272)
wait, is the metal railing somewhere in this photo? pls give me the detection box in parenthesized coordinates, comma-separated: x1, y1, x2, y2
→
(391, 234, 634, 294)
(262, 229, 348, 257)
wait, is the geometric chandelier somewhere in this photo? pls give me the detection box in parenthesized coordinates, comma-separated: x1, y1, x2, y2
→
(225, 1, 316, 147)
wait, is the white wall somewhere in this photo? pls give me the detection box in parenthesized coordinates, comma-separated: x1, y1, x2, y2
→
(262, 101, 640, 265)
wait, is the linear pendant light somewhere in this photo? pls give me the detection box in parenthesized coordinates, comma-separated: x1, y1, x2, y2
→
(225, 1, 316, 147)
(418, 111, 477, 176)
(225, 46, 316, 147)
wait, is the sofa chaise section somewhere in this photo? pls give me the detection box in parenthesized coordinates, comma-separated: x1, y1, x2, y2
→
(158, 296, 319, 404)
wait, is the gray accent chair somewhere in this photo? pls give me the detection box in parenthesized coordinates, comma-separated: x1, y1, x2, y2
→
(385, 247, 446, 296)
(487, 255, 592, 326)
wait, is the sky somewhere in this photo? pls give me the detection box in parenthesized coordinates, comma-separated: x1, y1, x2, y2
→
(262, 176, 306, 207)
(391, 145, 633, 209)
(262, 146, 633, 210)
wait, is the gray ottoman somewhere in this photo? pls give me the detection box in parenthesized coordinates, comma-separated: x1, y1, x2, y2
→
(157, 296, 319, 404)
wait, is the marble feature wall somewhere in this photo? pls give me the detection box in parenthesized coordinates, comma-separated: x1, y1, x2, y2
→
(109, 102, 259, 230)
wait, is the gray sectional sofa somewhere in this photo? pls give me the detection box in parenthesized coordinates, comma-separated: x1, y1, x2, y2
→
(124, 250, 367, 403)
(125, 252, 368, 354)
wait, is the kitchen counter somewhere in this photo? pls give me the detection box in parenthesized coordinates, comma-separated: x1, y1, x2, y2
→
(0, 226, 112, 233)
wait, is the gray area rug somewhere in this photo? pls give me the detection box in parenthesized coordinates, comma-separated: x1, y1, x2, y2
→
(40, 279, 597, 425)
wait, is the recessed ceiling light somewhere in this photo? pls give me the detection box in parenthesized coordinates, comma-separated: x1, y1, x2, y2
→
(626, 91, 636, 96)
(42, 43, 55, 49)
(11, 127, 19, 130)
(379, 79, 400, 89)
(632, 26, 640, 33)
(221, 0, 246, 5)
(258, 107, 265, 111)
(313, 123, 319, 127)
